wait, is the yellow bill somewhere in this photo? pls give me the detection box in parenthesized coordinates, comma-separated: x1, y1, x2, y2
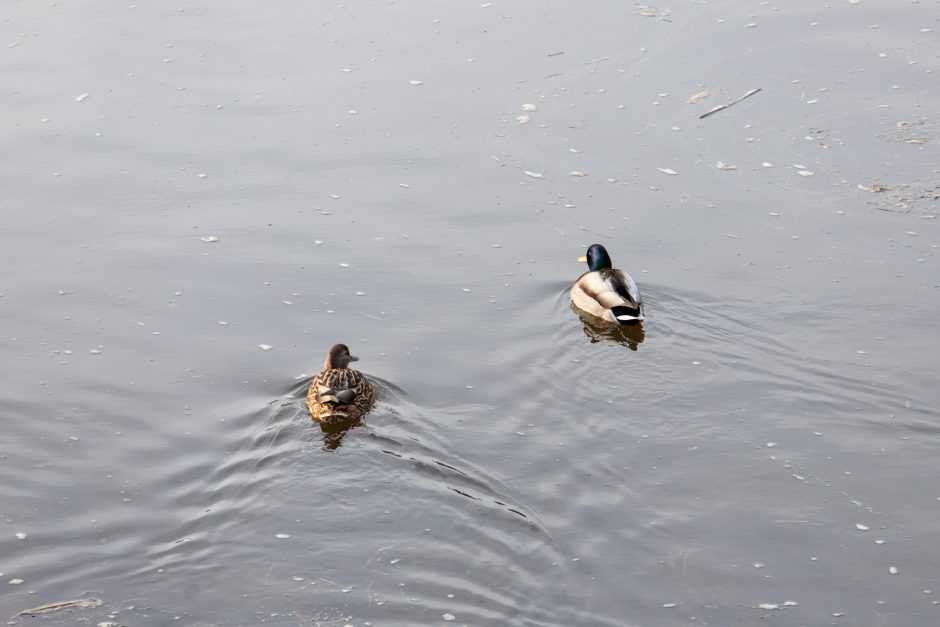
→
(577, 255, 587, 262)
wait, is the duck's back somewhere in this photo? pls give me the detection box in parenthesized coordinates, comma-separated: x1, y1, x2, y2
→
(306, 368, 375, 422)
(571, 268, 643, 322)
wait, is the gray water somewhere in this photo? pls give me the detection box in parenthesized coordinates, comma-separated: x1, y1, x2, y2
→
(2, 0, 939, 625)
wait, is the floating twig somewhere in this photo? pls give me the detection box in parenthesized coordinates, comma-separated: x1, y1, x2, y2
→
(13, 598, 101, 618)
(699, 88, 762, 119)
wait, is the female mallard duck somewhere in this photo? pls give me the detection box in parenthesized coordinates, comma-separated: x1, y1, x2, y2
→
(570, 243, 644, 324)
(306, 344, 375, 423)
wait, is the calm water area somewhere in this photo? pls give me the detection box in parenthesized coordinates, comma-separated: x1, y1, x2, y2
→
(2, 0, 939, 625)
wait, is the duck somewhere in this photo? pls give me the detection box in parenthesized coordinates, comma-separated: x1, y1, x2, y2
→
(306, 343, 375, 423)
(570, 243, 644, 324)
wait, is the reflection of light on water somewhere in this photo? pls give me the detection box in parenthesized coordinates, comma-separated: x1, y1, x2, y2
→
(573, 304, 646, 351)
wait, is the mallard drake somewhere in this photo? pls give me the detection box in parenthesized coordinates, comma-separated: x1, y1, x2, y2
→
(570, 243, 644, 324)
(306, 344, 375, 423)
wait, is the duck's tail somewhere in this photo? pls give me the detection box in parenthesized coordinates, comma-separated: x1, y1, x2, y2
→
(612, 305, 644, 323)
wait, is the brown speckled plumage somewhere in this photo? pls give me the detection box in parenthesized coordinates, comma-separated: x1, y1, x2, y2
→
(306, 344, 375, 424)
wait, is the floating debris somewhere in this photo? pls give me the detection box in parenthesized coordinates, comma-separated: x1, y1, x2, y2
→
(517, 114, 530, 124)
(570, 171, 587, 177)
(523, 170, 543, 179)
(758, 603, 780, 610)
(258, 344, 273, 351)
(762, 162, 773, 168)
(75, 93, 89, 102)
(889, 566, 899, 575)
(442, 614, 456, 622)
(687, 90, 711, 104)
(856, 523, 870, 531)
(338, 262, 351, 268)
(716, 161, 737, 170)
(200, 236, 219, 243)
(657, 167, 678, 175)
(409, 80, 423, 86)
(13, 598, 101, 617)
(699, 87, 762, 119)
(15, 533, 26, 540)
(797, 170, 815, 177)
(9, 578, 24, 585)
(662, 603, 679, 608)
(521, 103, 537, 112)
(275, 533, 291, 539)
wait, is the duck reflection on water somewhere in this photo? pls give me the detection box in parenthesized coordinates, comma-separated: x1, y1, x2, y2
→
(574, 304, 645, 351)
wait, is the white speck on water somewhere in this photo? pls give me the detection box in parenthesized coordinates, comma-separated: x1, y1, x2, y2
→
(217, 321, 229, 325)
(662, 603, 678, 608)
(758, 603, 779, 610)
(856, 523, 869, 531)
(857, 350, 867, 354)
(76, 93, 89, 102)
(9, 578, 24, 585)
(692, 361, 702, 365)
(746, 22, 758, 28)
(716, 161, 737, 170)
(766, 442, 777, 448)
(409, 80, 423, 86)
(754, 562, 765, 569)
(89, 346, 104, 354)
(807, 99, 819, 104)
(905, 231, 918, 236)
(762, 162, 773, 168)
(517, 114, 530, 124)
(798, 170, 815, 176)
(769, 212, 779, 216)
(657, 167, 678, 175)
(522, 103, 537, 112)
(314, 240, 323, 245)
(490, 243, 502, 248)
(275, 533, 291, 539)
(200, 236, 219, 243)
(258, 344, 273, 351)
(524, 170, 543, 179)
(339, 263, 351, 268)
(398, 183, 410, 188)
(348, 110, 358, 114)
(390, 558, 401, 564)
(889, 566, 899, 575)
(442, 614, 456, 621)
(875, 539, 886, 545)
(466, 385, 474, 389)
(570, 171, 587, 177)
(15, 533, 26, 540)
(292, 576, 304, 581)
(726, 233, 741, 239)
(462, 288, 472, 292)
(355, 291, 365, 296)
(197, 173, 207, 178)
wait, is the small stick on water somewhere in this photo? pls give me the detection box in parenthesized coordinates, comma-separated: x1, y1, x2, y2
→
(699, 88, 762, 119)
(13, 598, 101, 618)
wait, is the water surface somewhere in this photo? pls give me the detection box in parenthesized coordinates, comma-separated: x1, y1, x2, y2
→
(2, 1, 939, 625)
